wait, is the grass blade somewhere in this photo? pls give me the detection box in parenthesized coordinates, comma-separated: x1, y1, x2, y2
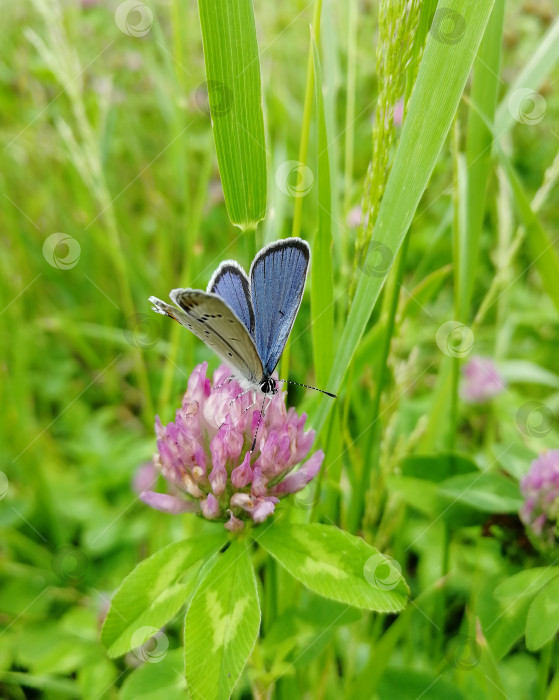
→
(462, 0, 505, 318)
(310, 34, 334, 387)
(197, 0, 266, 229)
(494, 16, 559, 137)
(496, 144, 559, 315)
(313, 0, 496, 434)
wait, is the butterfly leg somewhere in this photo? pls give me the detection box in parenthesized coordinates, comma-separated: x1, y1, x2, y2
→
(242, 398, 257, 414)
(228, 388, 251, 406)
(251, 395, 270, 452)
(217, 389, 254, 431)
(212, 374, 235, 391)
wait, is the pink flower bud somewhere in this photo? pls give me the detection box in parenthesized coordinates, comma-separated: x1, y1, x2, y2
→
(231, 452, 253, 488)
(209, 460, 227, 495)
(140, 491, 199, 514)
(224, 510, 244, 532)
(201, 493, 220, 519)
(272, 450, 324, 495)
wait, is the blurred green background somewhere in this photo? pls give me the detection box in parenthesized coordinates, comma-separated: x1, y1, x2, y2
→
(2, 0, 559, 698)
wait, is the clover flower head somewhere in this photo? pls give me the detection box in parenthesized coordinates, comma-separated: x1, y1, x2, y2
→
(140, 362, 324, 530)
(520, 450, 559, 549)
(461, 356, 505, 404)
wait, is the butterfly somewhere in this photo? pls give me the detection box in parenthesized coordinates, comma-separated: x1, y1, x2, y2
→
(149, 237, 336, 403)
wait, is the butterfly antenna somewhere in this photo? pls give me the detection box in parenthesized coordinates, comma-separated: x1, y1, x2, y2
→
(251, 395, 269, 452)
(277, 379, 337, 398)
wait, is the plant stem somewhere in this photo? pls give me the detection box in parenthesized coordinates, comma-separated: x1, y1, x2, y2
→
(537, 637, 554, 699)
(342, 0, 358, 217)
(351, 233, 410, 533)
(290, 0, 323, 242)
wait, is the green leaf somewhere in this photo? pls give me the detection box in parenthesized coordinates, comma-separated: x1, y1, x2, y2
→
(438, 471, 522, 513)
(313, 0, 496, 434)
(378, 668, 464, 700)
(197, 0, 266, 229)
(184, 539, 260, 700)
(401, 264, 453, 318)
(494, 568, 559, 602)
(400, 452, 478, 483)
(499, 360, 559, 389)
(120, 649, 186, 700)
(310, 33, 334, 387)
(101, 534, 226, 658)
(477, 576, 530, 660)
(389, 452, 484, 526)
(479, 569, 559, 659)
(526, 577, 559, 651)
(255, 523, 408, 612)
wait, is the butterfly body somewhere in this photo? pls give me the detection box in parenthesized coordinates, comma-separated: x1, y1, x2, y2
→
(149, 238, 310, 396)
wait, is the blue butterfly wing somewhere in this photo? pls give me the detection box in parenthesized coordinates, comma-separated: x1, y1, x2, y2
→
(250, 238, 310, 376)
(207, 261, 254, 334)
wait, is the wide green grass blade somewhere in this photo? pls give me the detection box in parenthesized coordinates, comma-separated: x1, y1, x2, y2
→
(494, 16, 559, 137)
(313, 0, 496, 434)
(197, 0, 266, 229)
(310, 35, 334, 387)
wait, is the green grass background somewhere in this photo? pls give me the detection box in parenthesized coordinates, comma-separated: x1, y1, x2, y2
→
(1, 0, 559, 697)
